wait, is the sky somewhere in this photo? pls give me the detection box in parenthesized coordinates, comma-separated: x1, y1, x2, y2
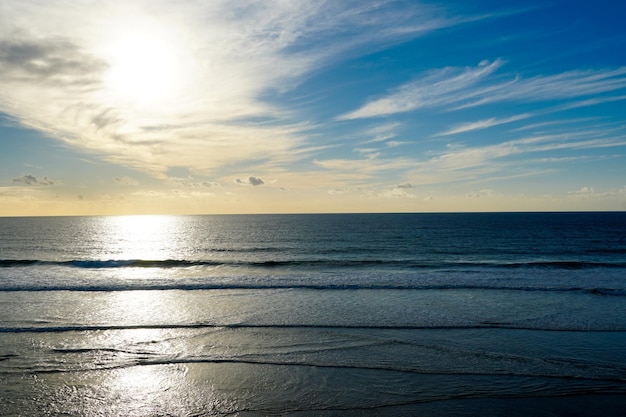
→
(1, 0, 625, 216)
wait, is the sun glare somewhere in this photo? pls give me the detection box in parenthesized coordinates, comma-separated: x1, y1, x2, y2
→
(106, 34, 178, 100)
(102, 215, 182, 261)
(99, 14, 193, 107)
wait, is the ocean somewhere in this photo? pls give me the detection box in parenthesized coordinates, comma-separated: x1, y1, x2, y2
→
(0, 212, 625, 416)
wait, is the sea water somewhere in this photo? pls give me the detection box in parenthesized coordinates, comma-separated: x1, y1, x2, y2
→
(0, 212, 625, 416)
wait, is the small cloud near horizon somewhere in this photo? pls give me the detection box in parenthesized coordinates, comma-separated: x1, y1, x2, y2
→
(114, 176, 139, 186)
(13, 174, 55, 186)
(235, 176, 265, 186)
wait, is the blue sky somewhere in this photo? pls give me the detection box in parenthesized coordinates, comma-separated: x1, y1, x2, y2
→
(1, 0, 625, 215)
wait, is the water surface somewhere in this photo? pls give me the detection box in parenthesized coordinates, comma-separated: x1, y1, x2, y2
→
(1, 213, 625, 416)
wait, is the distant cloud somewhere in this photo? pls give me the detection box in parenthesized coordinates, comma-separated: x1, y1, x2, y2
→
(328, 188, 347, 195)
(397, 183, 413, 189)
(114, 176, 139, 186)
(235, 176, 265, 186)
(570, 186, 595, 195)
(466, 189, 494, 198)
(382, 185, 416, 199)
(12, 174, 54, 186)
(166, 176, 220, 188)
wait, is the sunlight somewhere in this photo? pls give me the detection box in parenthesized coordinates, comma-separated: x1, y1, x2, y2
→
(106, 34, 179, 101)
(99, 13, 193, 107)
(100, 215, 183, 261)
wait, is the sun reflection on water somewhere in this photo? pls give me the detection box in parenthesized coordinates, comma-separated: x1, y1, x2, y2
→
(101, 289, 191, 327)
(95, 290, 191, 413)
(98, 215, 184, 261)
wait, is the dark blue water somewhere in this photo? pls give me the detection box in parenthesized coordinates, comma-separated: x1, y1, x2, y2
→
(1, 212, 625, 416)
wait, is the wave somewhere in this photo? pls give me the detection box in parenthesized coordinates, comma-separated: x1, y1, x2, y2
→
(24, 353, 626, 386)
(2, 258, 625, 270)
(0, 259, 207, 268)
(2, 321, 626, 334)
(1, 279, 625, 295)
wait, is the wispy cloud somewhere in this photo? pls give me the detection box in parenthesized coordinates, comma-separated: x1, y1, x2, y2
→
(456, 68, 626, 109)
(362, 122, 402, 140)
(435, 113, 531, 136)
(314, 153, 414, 176)
(337, 59, 505, 120)
(0, 1, 457, 178)
(339, 60, 626, 119)
(552, 94, 626, 111)
(510, 117, 602, 133)
(409, 128, 626, 185)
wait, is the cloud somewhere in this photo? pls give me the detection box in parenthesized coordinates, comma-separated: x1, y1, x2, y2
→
(550, 95, 626, 112)
(408, 127, 626, 185)
(314, 153, 414, 176)
(460, 68, 626, 108)
(165, 176, 220, 188)
(0, 1, 458, 178)
(386, 140, 409, 147)
(382, 185, 416, 199)
(338, 59, 626, 119)
(114, 176, 139, 186)
(570, 186, 595, 195)
(338, 59, 505, 119)
(364, 122, 403, 143)
(510, 117, 601, 133)
(235, 176, 265, 186)
(328, 188, 347, 195)
(435, 113, 531, 136)
(0, 38, 105, 88)
(12, 174, 55, 186)
(466, 189, 494, 198)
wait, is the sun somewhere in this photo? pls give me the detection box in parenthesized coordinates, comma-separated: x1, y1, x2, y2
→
(106, 34, 179, 102)
(98, 14, 192, 107)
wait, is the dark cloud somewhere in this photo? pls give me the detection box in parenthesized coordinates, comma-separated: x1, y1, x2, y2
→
(397, 183, 413, 189)
(13, 174, 54, 186)
(235, 176, 265, 186)
(0, 37, 106, 88)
